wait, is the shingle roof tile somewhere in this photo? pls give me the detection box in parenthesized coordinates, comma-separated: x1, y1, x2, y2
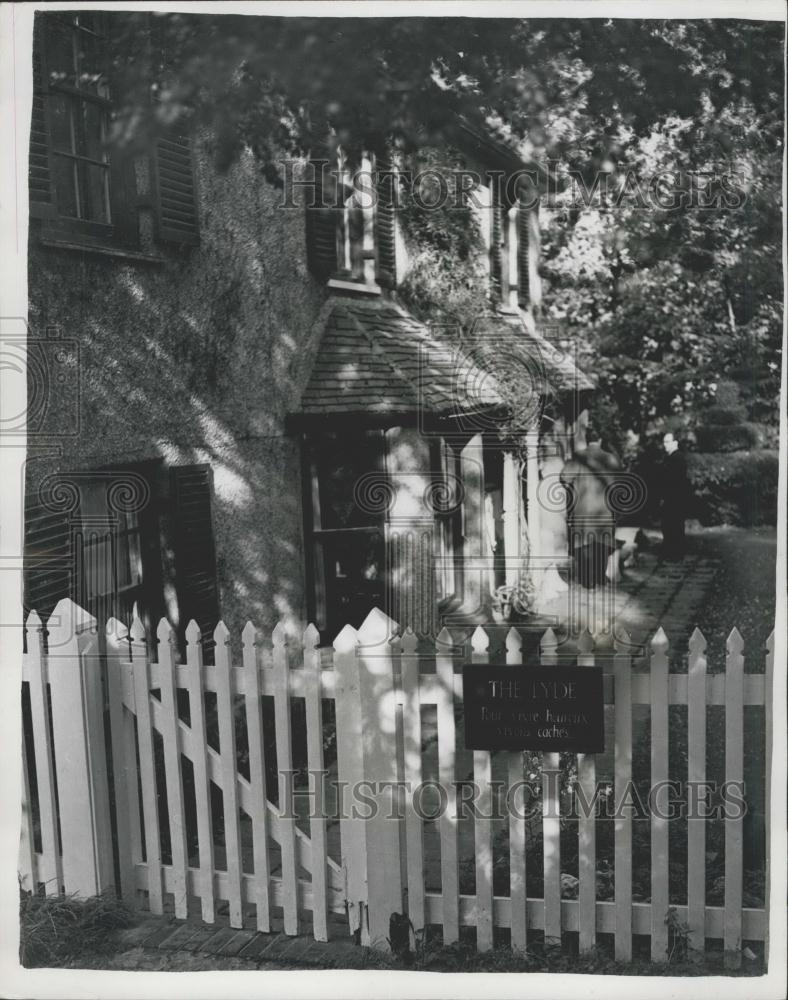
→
(297, 297, 593, 417)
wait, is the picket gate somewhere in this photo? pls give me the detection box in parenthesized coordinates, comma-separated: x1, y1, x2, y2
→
(20, 599, 772, 967)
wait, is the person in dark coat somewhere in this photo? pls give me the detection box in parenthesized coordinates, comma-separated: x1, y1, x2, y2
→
(660, 432, 690, 560)
(560, 427, 621, 588)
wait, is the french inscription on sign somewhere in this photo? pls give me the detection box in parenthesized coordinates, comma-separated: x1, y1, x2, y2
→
(462, 665, 605, 752)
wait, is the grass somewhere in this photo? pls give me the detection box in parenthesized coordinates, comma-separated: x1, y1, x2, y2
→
(19, 887, 135, 968)
(18, 890, 765, 975)
(338, 934, 765, 976)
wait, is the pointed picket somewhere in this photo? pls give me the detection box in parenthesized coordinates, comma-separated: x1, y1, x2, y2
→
(540, 626, 561, 946)
(576, 631, 596, 954)
(613, 629, 633, 960)
(505, 626, 522, 660)
(724, 627, 744, 969)
(400, 627, 425, 944)
(435, 626, 459, 944)
(357, 605, 397, 648)
(302, 622, 329, 941)
(332, 622, 366, 939)
(354, 610, 403, 949)
(105, 616, 141, 903)
(505, 626, 526, 953)
(649, 627, 669, 960)
(471, 626, 493, 952)
(130, 616, 163, 913)
(214, 621, 243, 928)
(687, 627, 707, 951)
(186, 620, 215, 922)
(25, 610, 62, 896)
(471, 624, 490, 656)
(242, 621, 272, 932)
(272, 621, 299, 935)
(155, 618, 189, 918)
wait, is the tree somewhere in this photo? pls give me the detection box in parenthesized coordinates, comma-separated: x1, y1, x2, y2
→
(102, 12, 783, 445)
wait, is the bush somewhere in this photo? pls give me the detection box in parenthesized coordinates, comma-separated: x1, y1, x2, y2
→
(699, 405, 746, 427)
(687, 450, 779, 526)
(694, 422, 763, 453)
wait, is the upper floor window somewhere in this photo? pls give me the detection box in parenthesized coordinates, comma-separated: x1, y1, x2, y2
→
(305, 146, 397, 291)
(484, 176, 541, 313)
(45, 14, 112, 225)
(29, 12, 200, 252)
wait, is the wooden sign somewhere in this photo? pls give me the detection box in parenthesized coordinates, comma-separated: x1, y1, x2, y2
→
(462, 664, 605, 752)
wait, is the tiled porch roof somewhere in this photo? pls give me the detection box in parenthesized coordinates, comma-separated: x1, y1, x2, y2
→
(296, 297, 593, 418)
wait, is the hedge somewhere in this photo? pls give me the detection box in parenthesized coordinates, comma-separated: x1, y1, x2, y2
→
(687, 450, 779, 526)
(694, 421, 764, 453)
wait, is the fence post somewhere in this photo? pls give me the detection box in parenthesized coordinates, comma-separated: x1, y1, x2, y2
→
(105, 617, 140, 905)
(358, 608, 404, 949)
(334, 608, 404, 949)
(46, 599, 114, 896)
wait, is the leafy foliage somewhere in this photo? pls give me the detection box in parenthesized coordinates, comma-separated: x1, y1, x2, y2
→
(98, 11, 784, 467)
(396, 148, 488, 328)
(687, 450, 779, 526)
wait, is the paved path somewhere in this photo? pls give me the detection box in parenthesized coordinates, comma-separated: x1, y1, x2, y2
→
(536, 539, 721, 657)
(114, 913, 359, 969)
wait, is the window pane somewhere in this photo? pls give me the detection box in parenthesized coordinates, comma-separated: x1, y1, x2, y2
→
(49, 94, 74, 153)
(321, 531, 386, 631)
(52, 154, 79, 217)
(80, 162, 110, 224)
(76, 30, 108, 96)
(46, 21, 76, 87)
(316, 433, 384, 529)
(81, 102, 107, 161)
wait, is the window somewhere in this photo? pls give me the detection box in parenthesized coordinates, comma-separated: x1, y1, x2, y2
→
(306, 146, 397, 290)
(305, 431, 387, 637)
(30, 12, 200, 251)
(23, 462, 218, 646)
(44, 14, 112, 226)
(305, 431, 468, 637)
(77, 491, 144, 626)
(487, 176, 540, 312)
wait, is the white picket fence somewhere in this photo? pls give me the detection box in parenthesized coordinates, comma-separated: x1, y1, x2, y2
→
(20, 599, 772, 967)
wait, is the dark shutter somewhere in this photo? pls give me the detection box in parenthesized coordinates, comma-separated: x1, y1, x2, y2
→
(490, 188, 504, 297)
(374, 156, 397, 288)
(518, 201, 531, 307)
(171, 465, 220, 646)
(29, 17, 54, 218)
(305, 140, 340, 280)
(152, 134, 199, 245)
(24, 486, 72, 622)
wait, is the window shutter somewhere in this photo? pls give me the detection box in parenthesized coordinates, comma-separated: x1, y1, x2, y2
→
(24, 487, 72, 621)
(171, 465, 220, 647)
(29, 18, 54, 218)
(490, 189, 504, 298)
(152, 133, 200, 245)
(518, 201, 531, 307)
(374, 156, 397, 288)
(305, 140, 340, 280)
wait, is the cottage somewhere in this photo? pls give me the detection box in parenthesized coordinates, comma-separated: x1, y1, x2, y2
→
(24, 10, 593, 646)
